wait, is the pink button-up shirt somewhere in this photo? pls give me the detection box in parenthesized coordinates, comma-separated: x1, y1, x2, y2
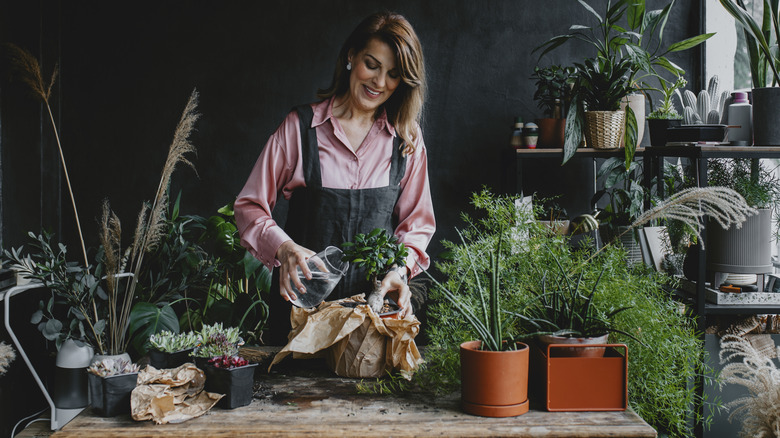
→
(234, 97, 435, 278)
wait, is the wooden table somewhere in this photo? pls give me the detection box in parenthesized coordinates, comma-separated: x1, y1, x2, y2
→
(52, 348, 656, 438)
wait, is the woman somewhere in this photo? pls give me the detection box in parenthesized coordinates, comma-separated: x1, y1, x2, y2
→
(235, 11, 435, 345)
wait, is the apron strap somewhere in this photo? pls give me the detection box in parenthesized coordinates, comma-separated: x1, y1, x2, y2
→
(295, 104, 322, 188)
(295, 103, 406, 188)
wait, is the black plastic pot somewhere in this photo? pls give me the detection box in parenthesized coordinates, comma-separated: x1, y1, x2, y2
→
(87, 372, 138, 417)
(647, 118, 682, 146)
(203, 363, 258, 409)
(148, 348, 195, 370)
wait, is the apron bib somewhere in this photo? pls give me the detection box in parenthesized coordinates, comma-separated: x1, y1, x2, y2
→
(266, 104, 405, 344)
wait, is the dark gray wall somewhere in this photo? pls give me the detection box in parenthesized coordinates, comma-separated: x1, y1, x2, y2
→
(1, 0, 702, 259)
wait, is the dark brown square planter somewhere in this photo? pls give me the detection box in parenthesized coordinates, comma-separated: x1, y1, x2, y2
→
(530, 343, 627, 411)
(87, 372, 138, 417)
(203, 363, 258, 409)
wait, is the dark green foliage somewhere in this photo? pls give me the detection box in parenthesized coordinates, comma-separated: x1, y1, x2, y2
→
(419, 189, 715, 437)
(341, 228, 408, 284)
(531, 65, 575, 118)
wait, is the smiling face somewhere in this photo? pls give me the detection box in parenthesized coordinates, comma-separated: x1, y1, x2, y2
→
(346, 38, 401, 116)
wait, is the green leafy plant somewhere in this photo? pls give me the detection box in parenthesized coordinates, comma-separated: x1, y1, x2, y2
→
(708, 158, 780, 209)
(647, 72, 687, 120)
(530, 65, 575, 118)
(592, 157, 648, 236)
(148, 330, 201, 353)
(535, 0, 713, 168)
(420, 188, 757, 436)
(720, 0, 780, 87)
(3, 232, 107, 350)
(341, 228, 408, 287)
(518, 257, 638, 342)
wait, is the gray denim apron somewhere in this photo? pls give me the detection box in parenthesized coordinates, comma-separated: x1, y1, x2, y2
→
(266, 104, 405, 345)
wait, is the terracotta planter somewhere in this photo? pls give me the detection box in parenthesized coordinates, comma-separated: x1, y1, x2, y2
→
(459, 340, 529, 417)
(537, 333, 609, 358)
(535, 118, 565, 148)
(530, 343, 628, 411)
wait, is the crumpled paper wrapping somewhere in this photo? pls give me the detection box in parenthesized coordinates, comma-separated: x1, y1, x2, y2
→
(131, 363, 223, 424)
(269, 295, 423, 379)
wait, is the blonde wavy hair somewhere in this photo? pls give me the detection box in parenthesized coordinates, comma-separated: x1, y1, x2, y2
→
(318, 11, 426, 155)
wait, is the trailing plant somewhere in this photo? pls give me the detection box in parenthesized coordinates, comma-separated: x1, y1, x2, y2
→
(148, 330, 201, 353)
(87, 358, 140, 378)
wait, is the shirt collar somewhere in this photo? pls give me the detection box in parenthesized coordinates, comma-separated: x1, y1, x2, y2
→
(312, 97, 397, 137)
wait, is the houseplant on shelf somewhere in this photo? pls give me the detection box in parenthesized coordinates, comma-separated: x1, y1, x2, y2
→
(646, 72, 687, 146)
(530, 65, 575, 148)
(720, 0, 780, 145)
(705, 158, 780, 284)
(421, 216, 530, 418)
(87, 357, 140, 417)
(535, 0, 713, 166)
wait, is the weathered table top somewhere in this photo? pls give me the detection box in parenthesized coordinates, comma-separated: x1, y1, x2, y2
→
(52, 347, 657, 438)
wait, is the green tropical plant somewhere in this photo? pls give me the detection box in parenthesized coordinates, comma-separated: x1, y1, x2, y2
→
(535, 0, 713, 168)
(708, 158, 780, 209)
(647, 72, 686, 119)
(341, 228, 408, 287)
(530, 65, 575, 118)
(720, 0, 780, 87)
(3, 232, 107, 350)
(592, 157, 647, 234)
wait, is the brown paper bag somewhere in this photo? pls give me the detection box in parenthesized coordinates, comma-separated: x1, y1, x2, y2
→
(269, 295, 423, 378)
(131, 363, 223, 424)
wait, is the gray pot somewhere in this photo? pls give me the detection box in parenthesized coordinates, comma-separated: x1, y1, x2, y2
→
(706, 208, 772, 274)
(751, 88, 780, 145)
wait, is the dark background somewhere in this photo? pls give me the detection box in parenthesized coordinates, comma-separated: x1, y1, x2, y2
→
(0, 1, 702, 434)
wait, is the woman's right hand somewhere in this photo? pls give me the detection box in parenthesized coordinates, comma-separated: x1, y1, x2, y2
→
(276, 240, 316, 302)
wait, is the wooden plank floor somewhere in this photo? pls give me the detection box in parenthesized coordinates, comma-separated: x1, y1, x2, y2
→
(48, 347, 656, 438)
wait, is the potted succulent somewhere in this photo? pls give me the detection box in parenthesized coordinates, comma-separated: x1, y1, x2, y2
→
(148, 330, 202, 369)
(340, 228, 408, 316)
(87, 357, 140, 417)
(190, 323, 243, 368)
(720, 0, 780, 145)
(202, 354, 258, 409)
(530, 65, 575, 148)
(646, 72, 687, 146)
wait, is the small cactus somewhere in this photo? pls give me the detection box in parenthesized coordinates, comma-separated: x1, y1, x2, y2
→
(681, 76, 730, 125)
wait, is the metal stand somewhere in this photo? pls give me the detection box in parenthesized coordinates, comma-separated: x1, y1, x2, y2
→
(2, 282, 84, 430)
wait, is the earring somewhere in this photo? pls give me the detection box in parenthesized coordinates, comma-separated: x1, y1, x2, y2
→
(346, 62, 352, 71)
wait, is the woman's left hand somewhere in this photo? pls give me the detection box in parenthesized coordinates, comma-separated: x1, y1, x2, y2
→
(377, 270, 413, 318)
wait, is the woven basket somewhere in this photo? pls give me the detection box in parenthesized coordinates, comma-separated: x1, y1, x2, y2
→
(584, 110, 625, 150)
